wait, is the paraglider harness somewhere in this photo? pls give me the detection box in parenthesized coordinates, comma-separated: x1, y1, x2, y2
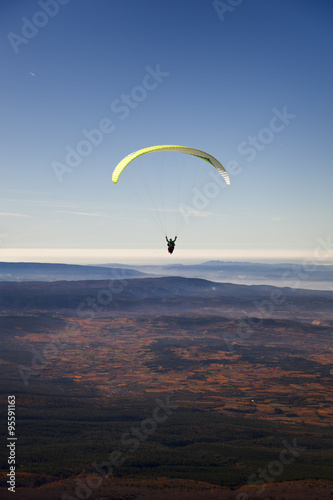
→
(166, 236, 177, 254)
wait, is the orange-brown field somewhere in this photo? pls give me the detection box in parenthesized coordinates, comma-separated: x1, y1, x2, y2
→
(13, 311, 332, 427)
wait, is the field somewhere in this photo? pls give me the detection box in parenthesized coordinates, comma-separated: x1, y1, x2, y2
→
(0, 277, 332, 498)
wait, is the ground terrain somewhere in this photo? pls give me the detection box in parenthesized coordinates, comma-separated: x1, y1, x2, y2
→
(0, 276, 332, 498)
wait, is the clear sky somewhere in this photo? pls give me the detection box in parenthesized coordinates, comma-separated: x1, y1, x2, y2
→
(1, 0, 332, 264)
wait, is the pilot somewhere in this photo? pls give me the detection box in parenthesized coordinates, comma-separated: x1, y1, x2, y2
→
(165, 236, 177, 254)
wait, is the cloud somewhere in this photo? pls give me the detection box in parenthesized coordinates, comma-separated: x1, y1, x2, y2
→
(146, 207, 215, 217)
(55, 210, 112, 217)
(0, 248, 326, 266)
(0, 212, 31, 218)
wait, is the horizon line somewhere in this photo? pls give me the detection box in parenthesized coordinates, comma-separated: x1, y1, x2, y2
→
(0, 248, 332, 266)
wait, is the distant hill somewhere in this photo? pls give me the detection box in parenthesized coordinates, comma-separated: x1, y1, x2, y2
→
(0, 275, 332, 315)
(0, 262, 145, 282)
(1, 260, 332, 290)
(102, 260, 333, 289)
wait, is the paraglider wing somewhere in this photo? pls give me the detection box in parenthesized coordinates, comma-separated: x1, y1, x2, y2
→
(112, 145, 230, 185)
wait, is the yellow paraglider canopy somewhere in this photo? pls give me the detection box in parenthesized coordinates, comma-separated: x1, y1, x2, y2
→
(112, 145, 230, 185)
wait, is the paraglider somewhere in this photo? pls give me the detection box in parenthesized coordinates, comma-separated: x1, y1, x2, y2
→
(166, 236, 177, 254)
(112, 145, 230, 185)
(112, 145, 230, 253)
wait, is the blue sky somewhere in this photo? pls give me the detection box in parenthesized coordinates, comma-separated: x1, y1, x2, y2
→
(1, 0, 333, 264)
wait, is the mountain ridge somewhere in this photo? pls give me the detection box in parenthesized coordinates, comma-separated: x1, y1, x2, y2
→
(0, 261, 145, 282)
